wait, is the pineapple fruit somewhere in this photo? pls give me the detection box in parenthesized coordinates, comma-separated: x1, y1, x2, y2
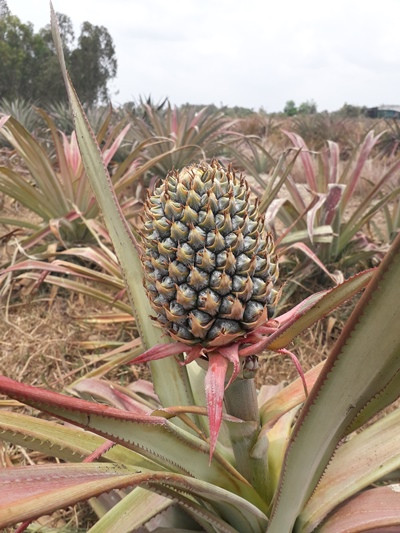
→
(141, 160, 278, 348)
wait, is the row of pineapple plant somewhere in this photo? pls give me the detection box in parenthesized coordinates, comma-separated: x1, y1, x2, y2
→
(1, 114, 399, 311)
(1, 76, 399, 305)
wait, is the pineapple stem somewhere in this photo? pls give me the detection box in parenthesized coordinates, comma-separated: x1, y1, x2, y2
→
(224, 376, 269, 497)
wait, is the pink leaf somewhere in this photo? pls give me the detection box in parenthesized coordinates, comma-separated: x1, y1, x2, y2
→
(264, 198, 287, 228)
(180, 344, 205, 366)
(129, 342, 188, 365)
(323, 184, 344, 225)
(327, 140, 339, 183)
(276, 349, 308, 397)
(287, 241, 338, 282)
(170, 107, 178, 137)
(320, 485, 400, 533)
(128, 379, 158, 401)
(61, 130, 82, 174)
(83, 440, 115, 462)
(306, 193, 327, 244)
(103, 124, 130, 166)
(0, 376, 165, 425)
(72, 378, 150, 414)
(217, 344, 241, 389)
(239, 269, 375, 356)
(204, 354, 229, 461)
(0, 114, 10, 129)
(283, 130, 317, 191)
(342, 130, 381, 207)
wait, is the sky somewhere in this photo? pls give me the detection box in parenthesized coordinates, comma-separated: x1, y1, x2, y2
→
(6, 0, 400, 112)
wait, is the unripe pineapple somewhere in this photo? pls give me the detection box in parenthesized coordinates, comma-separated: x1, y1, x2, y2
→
(141, 160, 278, 347)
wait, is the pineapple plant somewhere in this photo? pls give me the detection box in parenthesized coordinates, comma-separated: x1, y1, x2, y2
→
(0, 6, 400, 532)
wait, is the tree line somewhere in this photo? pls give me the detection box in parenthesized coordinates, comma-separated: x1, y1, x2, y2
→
(0, 0, 117, 106)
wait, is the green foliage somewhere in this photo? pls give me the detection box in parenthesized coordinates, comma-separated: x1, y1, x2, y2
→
(228, 129, 400, 309)
(0, 9, 116, 106)
(284, 100, 297, 116)
(371, 186, 400, 244)
(2, 242, 133, 317)
(0, 14, 37, 101)
(0, 243, 399, 531)
(0, 0, 10, 17)
(0, 97, 41, 132)
(297, 100, 317, 115)
(279, 130, 400, 268)
(0, 110, 148, 250)
(45, 99, 75, 133)
(336, 102, 368, 118)
(68, 21, 117, 105)
(283, 100, 317, 117)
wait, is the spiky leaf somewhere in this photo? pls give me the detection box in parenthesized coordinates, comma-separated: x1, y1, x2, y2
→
(267, 233, 400, 532)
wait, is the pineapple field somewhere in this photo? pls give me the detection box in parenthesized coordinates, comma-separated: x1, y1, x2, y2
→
(0, 17, 400, 531)
(1, 105, 398, 383)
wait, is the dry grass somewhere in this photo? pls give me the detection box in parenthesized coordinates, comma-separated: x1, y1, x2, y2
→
(0, 286, 351, 391)
(0, 288, 142, 388)
(0, 290, 141, 532)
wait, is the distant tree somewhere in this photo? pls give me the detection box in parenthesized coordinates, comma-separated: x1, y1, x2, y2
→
(0, 9, 117, 106)
(0, 0, 10, 17)
(283, 100, 298, 116)
(69, 22, 117, 105)
(34, 14, 76, 103)
(298, 99, 317, 114)
(0, 15, 37, 101)
(336, 103, 367, 117)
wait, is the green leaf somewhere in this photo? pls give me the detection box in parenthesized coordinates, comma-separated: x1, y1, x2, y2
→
(267, 233, 400, 533)
(265, 268, 374, 351)
(90, 481, 262, 533)
(346, 367, 400, 433)
(337, 187, 400, 254)
(0, 410, 162, 470)
(0, 459, 268, 531)
(50, 5, 154, 347)
(91, 470, 269, 533)
(0, 462, 145, 529)
(265, 407, 299, 507)
(50, 4, 195, 414)
(88, 488, 172, 533)
(0, 115, 69, 214)
(259, 149, 301, 214)
(0, 376, 266, 510)
(298, 406, 400, 532)
(14, 271, 132, 314)
(278, 225, 333, 245)
(259, 361, 324, 427)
